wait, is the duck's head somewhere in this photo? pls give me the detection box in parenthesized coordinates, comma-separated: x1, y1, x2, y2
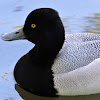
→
(1, 8, 65, 48)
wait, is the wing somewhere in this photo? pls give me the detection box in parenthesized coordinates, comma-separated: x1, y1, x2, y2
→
(52, 33, 100, 74)
(65, 33, 100, 43)
(53, 58, 100, 96)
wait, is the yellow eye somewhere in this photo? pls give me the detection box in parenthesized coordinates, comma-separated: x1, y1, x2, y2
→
(31, 24, 36, 28)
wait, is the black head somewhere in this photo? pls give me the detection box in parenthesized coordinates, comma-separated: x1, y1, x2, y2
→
(23, 8, 65, 47)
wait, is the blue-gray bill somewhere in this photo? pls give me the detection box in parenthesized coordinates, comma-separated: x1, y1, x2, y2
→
(1, 28, 26, 41)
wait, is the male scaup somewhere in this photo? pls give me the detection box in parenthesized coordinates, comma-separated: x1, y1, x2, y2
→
(1, 8, 100, 97)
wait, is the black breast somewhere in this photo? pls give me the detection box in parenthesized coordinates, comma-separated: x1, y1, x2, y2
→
(14, 52, 58, 97)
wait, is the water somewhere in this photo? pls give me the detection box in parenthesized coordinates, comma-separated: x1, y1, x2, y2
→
(15, 84, 100, 100)
(0, 0, 100, 100)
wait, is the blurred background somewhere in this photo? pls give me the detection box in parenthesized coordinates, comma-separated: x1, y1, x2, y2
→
(0, 0, 100, 100)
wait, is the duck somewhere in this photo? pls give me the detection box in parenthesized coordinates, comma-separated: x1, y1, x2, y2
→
(1, 8, 100, 97)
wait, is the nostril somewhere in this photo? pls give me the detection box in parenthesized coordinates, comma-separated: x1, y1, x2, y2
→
(15, 32, 19, 34)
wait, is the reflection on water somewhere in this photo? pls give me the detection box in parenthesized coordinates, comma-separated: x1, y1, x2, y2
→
(15, 84, 100, 100)
(62, 13, 100, 34)
(13, 6, 23, 12)
(80, 13, 100, 34)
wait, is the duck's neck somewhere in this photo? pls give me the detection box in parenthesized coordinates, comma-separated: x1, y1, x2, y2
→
(29, 34, 65, 64)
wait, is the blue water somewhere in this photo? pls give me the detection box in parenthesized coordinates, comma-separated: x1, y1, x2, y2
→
(0, 0, 100, 100)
